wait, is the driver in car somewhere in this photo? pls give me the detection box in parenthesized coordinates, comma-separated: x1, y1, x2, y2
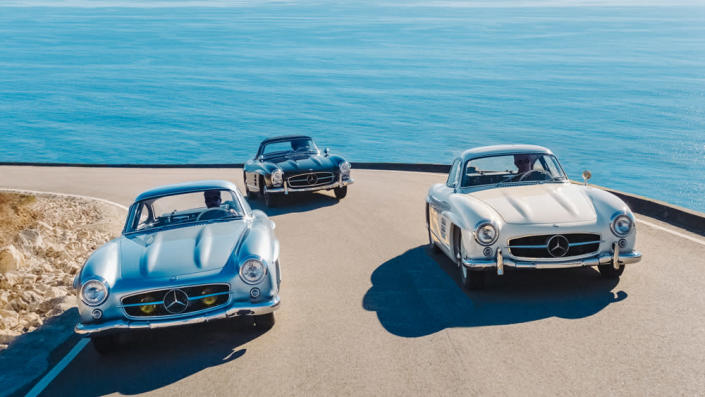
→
(291, 139, 313, 152)
(204, 190, 222, 209)
(514, 154, 536, 174)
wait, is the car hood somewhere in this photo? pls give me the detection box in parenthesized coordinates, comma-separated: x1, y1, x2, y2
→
(268, 154, 338, 174)
(118, 221, 246, 280)
(469, 183, 597, 225)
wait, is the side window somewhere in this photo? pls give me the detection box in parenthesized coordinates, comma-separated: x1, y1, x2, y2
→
(446, 159, 460, 187)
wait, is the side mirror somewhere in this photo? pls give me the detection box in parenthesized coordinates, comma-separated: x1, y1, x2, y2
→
(258, 155, 264, 162)
(324, 148, 330, 156)
(582, 170, 592, 186)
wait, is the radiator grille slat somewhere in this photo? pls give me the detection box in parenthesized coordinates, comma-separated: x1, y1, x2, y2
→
(508, 233, 600, 258)
(287, 172, 335, 188)
(121, 284, 230, 318)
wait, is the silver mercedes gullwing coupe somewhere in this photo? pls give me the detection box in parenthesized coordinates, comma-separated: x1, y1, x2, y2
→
(74, 180, 281, 354)
(426, 145, 642, 290)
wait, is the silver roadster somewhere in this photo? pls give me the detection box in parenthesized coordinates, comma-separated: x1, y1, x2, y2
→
(426, 145, 642, 290)
(74, 180, 281, 353)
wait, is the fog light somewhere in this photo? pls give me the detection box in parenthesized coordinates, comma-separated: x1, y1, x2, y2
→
(139, 296, 157, 314)
(201, 288, 217, 306)
(91, 309, 103, 320)
(483, 247, 493, 257)
(618, 239, 627, 248)
(250, 288, 261, 299)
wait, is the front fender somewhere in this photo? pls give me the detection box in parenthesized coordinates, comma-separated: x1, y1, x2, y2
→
(78, 239, 121, 289)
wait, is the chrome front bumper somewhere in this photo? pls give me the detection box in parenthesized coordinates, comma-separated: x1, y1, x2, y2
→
(463, 244, 642, 275)
(267, 177, 354, 194)
(75, 296, 280, 336)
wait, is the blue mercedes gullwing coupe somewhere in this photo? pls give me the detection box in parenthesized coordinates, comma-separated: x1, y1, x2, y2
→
(74, 180, 281, 354)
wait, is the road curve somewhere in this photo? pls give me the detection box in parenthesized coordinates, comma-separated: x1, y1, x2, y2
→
(1, 166, 704, 396)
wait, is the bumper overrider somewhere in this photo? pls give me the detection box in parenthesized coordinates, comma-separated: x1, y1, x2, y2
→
(75, 296, 280, 336)
(267, 176, 354, 194)
(464, 242, 642, 275)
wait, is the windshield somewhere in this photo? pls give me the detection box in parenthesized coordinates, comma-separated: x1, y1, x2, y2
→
(125, 189, 244, 233)
(260, 137, 318, 158)
(461, 154, 567, 187)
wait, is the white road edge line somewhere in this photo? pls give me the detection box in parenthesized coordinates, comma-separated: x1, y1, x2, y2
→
(636, 217, 705, 246)
(25, 338, 90, 397)
(0, 188, 128, 211)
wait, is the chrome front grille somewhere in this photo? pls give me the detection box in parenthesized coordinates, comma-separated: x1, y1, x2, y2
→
(508, 234, 601, 259)
(287, 172, 335, 188)
(121, 284, 230, 318)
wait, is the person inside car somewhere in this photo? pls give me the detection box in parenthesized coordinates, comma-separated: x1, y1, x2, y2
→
(204, 189, 222, 209)
(514, 154, 536, 174)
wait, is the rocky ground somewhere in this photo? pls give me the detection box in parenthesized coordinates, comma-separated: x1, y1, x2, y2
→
(0, 192, 124, 350)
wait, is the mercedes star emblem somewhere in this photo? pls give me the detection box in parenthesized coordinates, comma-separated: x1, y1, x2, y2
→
(163, 289, 189, 314)
(307, 174, 318, 185)
(547, 235, 570, 258)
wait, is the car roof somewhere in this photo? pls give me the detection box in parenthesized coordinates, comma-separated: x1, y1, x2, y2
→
(460, 144, 554, 161)
(260, 135, 312, 145)
(135, 180, 239, 202)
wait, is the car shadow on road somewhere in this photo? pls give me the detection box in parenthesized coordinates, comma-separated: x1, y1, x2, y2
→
(38, 317, 269, 396)
(247, 191, 340, 216)
(362, 245, 627, 338)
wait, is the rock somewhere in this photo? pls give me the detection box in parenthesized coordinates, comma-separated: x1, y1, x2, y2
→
(0, 272, 20, 289)
(0, 329, 20, 344)
(18, 229, 43, 249)
(0, 246, 24, 273)
(25, 312, 42, 328)
(0, 309, 19, 329)
(47, 295, 76, 315)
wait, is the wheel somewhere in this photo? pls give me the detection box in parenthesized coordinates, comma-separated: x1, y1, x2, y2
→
(598, 264, 625, 279)
(91, 334, 118, 355)
(260, 176, 277, 207)
(454, 227, 484, 290)
(426, 204, 440, 253)
(254, 312, 275, 330)
(334, 186, 347, 199)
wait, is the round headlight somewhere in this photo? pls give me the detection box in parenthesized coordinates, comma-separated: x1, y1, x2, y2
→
(474, 222, 498, 246)
(80, 280, 108, 306)
(611, 214, 633, 237)
(339, 161, 351, 176)
(239, 259, 266, 284)
(271, 169, 283, 187)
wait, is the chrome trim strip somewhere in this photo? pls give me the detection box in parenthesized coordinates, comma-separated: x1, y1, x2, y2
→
(463, 250, 642, 270)
(121, 300, 165, 308)
(76, 296, 281, 336)
(267, 178, 354, 193)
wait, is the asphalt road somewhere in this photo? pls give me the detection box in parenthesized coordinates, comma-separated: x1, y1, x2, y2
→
(1, 166, 704, 396)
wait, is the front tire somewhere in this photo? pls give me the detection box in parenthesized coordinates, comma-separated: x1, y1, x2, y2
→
(91, 334, 118, 355)
(334, 186, 347, 199)
(454, 227, 484, 290)
(254, 312, 275, 330)
(260, 176, 277, 207)
(598, 264, 625, 279)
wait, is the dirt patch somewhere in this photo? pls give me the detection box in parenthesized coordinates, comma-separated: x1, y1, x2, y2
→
(0, 192, 125, 350)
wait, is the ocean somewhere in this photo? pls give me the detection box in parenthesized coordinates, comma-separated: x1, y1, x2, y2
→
(1, 1, 704, 211)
